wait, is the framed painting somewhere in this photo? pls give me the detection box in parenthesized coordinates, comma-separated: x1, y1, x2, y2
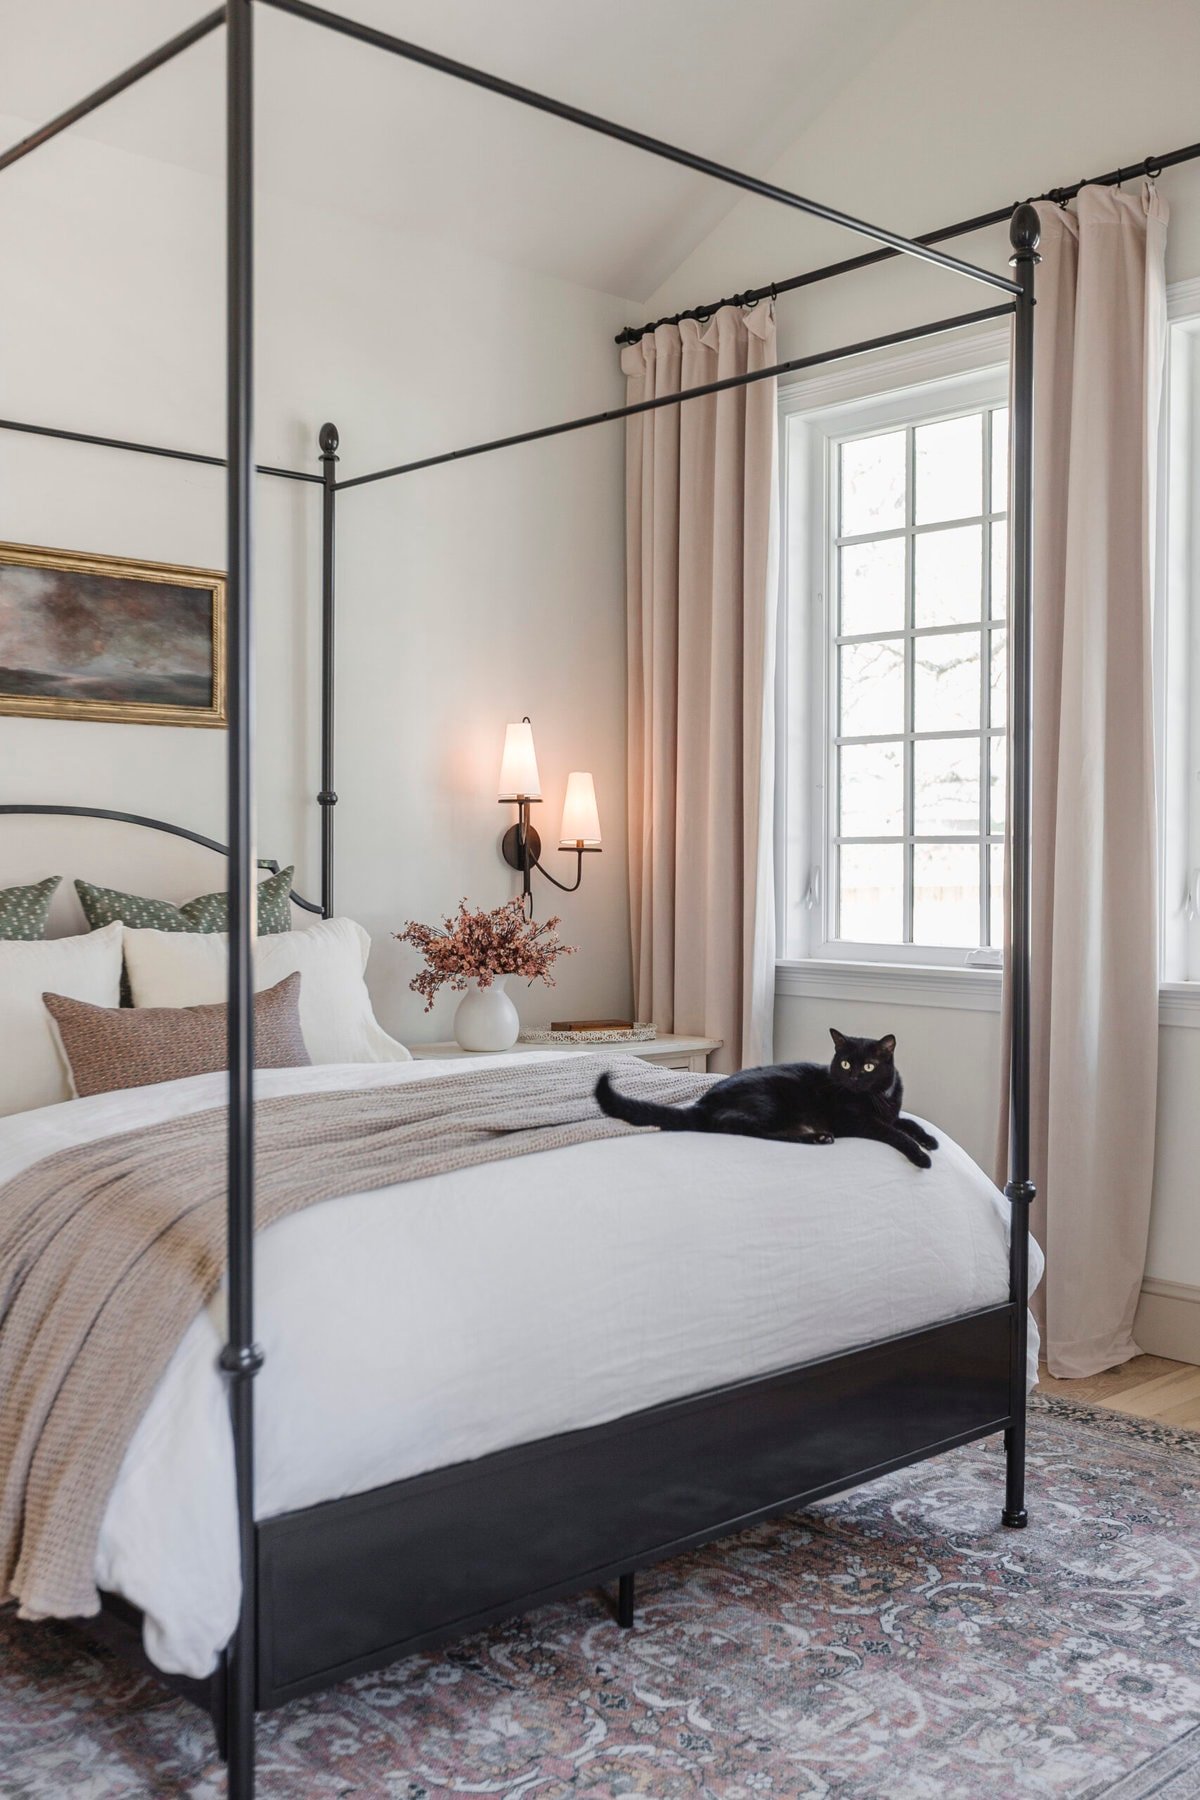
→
(0, 541, 226, 728)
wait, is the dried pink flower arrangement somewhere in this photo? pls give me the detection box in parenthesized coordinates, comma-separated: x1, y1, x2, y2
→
(395, 897, 576, 1012)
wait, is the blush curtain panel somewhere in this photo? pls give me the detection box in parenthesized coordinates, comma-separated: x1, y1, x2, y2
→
(998, 181, 1169, 1379)
(621, 304, 778, 1072)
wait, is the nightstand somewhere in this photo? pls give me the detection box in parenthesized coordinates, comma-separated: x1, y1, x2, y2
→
(408, 1033, 723, 1073)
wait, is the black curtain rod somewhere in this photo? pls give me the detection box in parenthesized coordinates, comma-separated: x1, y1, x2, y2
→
(0, 10, 224, 175)
(0, 415, 321, 484)
(337, 302, 1014, 493)
(260, 0, 1017, 300)
(616, 139, 1200, 345)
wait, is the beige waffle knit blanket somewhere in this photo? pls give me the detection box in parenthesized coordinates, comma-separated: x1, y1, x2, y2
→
(0, 1055, 713, 1623)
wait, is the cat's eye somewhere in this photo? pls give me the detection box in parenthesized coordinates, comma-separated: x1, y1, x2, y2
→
(840, 1059, 851, 1069)
(864, 1062, 875, 1072)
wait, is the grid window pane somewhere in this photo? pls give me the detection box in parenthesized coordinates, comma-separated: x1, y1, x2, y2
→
(840, 536, 905, 635)
(914, 413, 982, 525)
(989, 735, 1007, 835)
(988, 843, 1006, 948)
(840, 638, 905, 735)
(826, 399, 1005, 955)
(912, 843, 981, 947)
(990, 408, 1009, 513)
(990, 627, 1007, 729)
(913, 737, 980, 835)
(990, 524, 1008, 620)
(840, 742, 904, 836)
(839, 843, 904, 941)
(840, 431, 905, 537)
(914, 524, 983, 627)
(913, 630, 982, 733)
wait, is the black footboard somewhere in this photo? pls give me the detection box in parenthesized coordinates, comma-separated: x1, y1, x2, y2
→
(256, 1302, 1015, 1707)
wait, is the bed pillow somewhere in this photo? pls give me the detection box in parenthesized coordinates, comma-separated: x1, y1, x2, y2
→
(0, 875, 61, 940)
(123, 916, 412, 1065)
(43, 972, 311, 1099)
(74, 864, 295, 936)
(0, 922, 124, 1116)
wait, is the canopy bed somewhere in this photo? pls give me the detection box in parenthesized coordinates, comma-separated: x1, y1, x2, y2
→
(4, 6, 1181, 1797)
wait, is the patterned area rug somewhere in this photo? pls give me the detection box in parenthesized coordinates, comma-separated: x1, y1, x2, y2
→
(3, 1396, 1200, 1799)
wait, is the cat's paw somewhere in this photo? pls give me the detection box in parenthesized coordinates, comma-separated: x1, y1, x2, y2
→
(909, 1147, 933, 1170)
(813, 1132, 835, 1145)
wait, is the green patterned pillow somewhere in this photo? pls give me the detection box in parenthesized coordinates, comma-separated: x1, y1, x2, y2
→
(0, 875, 61, 940)
(75, 864, 295, 936)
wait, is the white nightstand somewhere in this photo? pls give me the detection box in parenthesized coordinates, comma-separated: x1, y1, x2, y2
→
(408, 1033, 723, 1073)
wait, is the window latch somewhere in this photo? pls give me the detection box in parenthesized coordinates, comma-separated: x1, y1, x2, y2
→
(1185, 871, 1200, 923)
(803, 866, 821, 911)
(965, 948, 1003, 969)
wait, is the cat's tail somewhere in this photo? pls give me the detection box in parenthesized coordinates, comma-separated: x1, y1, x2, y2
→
(594, 1070, 705, 1132)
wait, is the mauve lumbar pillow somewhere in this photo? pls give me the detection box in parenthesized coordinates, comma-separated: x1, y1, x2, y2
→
(43, 971, 311, 1099)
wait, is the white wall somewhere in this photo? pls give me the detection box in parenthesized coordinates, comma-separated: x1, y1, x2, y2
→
(0, 118, 636, 1042)
(638, 0, 1200, 1352)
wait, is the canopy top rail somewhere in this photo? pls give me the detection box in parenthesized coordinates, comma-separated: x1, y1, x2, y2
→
(0, 0, 1018, 305)
(0, 9, 224, 175)
(258, 0, 1019, 300)
(336, 302, 1016, 494)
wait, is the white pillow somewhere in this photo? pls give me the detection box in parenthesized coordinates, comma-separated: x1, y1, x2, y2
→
(0, 921, 124, 1116)
(123, 916, 412, 1066)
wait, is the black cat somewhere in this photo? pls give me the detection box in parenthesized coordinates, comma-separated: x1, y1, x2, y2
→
(595, 1028, 939, 1169)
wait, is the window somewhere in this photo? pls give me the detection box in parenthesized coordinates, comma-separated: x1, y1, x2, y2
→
(778, 290, 1200, 1022)
(779, 359, 1010, 968)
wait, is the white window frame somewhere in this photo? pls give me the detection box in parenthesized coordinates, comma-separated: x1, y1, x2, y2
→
(774, 288, 1200, 1025)
(776, 331, 1009, 977)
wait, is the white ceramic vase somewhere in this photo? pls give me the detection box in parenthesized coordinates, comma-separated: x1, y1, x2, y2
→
(453, 974, 520, 1053)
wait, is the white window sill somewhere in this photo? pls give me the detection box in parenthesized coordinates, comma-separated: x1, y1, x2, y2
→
(776, 961, 1200, 1028)
(776, 959, 1002, 1013)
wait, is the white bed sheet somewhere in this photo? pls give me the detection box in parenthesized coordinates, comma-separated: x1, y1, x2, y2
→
(0, 1053, 1043, 1678)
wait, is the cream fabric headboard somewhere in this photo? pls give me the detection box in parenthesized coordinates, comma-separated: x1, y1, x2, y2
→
(0, 810, 318, 937)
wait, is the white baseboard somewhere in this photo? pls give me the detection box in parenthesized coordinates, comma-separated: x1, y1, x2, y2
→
(1135, 1277, 1200, 1364)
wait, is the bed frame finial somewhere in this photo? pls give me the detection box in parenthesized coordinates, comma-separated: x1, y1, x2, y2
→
(1009, 202, 1042, 260)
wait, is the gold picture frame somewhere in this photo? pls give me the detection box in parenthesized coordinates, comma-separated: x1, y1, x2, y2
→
(0, 540, 227, 729)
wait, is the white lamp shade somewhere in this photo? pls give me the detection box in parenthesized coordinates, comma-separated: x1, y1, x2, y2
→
(559, 771, 602, 848)
(497, 720, 542, 800)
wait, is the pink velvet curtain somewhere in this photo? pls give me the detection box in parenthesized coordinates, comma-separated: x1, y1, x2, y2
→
(998, 182, 1169, 1378)
(621, 304, 778, 1072)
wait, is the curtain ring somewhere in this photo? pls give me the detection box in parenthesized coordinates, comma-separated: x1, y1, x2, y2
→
(1144, 156, 1162, 179)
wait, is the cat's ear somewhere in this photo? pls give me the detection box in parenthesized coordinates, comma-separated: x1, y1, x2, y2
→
(876, 1034, 896, 1057)
(830, 1027, 847, 1047)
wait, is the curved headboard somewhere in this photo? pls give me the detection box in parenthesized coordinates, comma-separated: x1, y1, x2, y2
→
(0, 805, 323, 929)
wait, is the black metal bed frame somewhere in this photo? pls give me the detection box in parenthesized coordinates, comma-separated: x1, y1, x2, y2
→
(1, 4, 1126, 1792)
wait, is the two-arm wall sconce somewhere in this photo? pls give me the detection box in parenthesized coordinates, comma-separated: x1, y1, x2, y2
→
(498, 717, 601, 909)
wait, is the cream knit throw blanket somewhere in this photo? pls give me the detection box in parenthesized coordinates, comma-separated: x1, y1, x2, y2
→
(0, 1055, 713, 1623)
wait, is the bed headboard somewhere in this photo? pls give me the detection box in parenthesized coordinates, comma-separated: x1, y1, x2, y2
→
(0, 805, 322, 937)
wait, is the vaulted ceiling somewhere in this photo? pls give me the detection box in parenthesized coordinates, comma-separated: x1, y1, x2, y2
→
(0, 0, 924, 301)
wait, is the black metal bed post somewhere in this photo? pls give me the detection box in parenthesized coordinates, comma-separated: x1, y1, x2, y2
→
(220, 0, 261, 1794)
(1002, 202, 1040, 1531)
(318, 423, 339, 919)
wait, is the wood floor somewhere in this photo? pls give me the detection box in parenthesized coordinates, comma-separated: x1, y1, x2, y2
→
(1039, 1354, 1200, 1429)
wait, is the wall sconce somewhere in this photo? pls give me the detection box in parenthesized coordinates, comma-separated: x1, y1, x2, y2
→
(499, 716, 601, 908)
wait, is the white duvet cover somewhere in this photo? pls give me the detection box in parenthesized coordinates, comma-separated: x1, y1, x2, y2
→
(0, 1053, 1043, 1678)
